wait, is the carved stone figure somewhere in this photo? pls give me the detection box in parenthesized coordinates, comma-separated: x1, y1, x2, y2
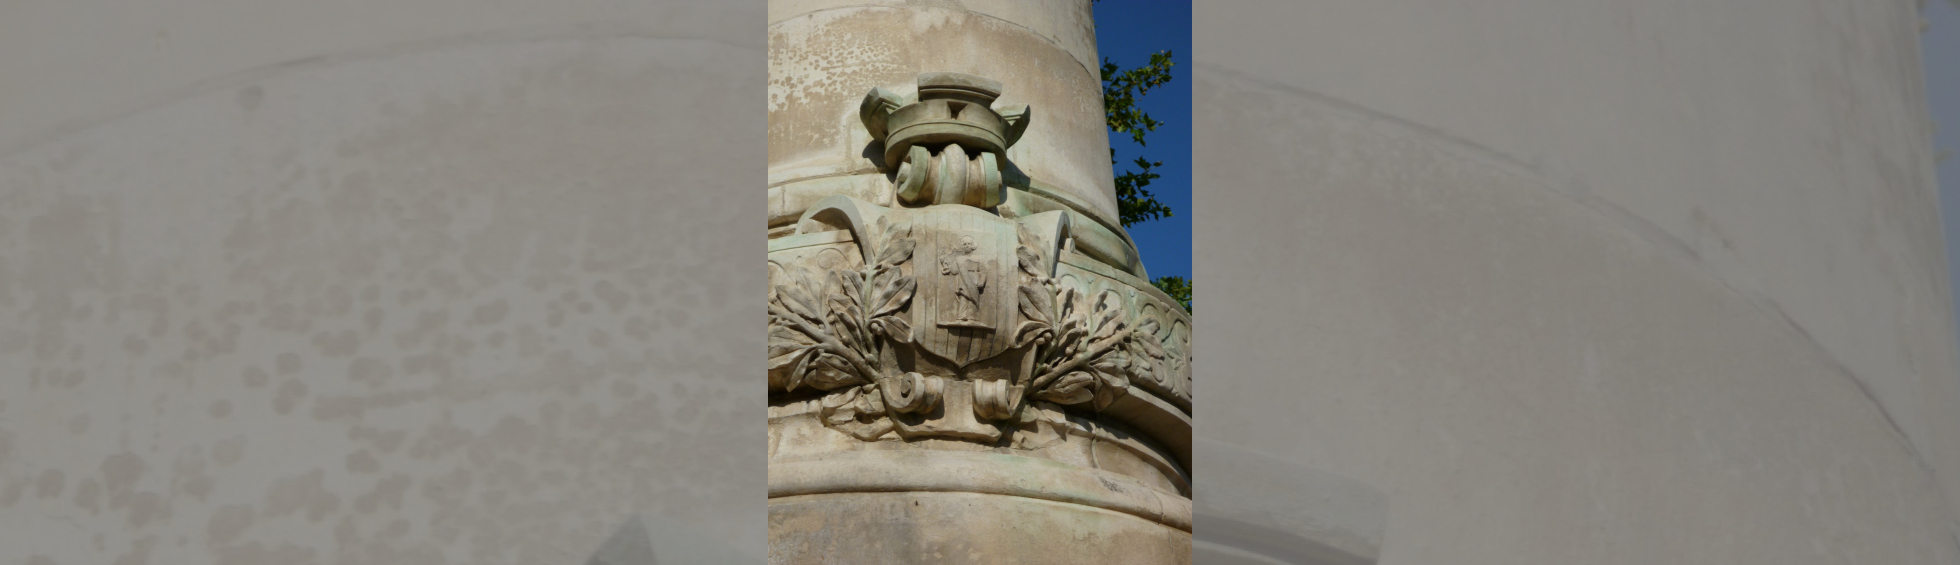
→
(939, 236, 989, 327)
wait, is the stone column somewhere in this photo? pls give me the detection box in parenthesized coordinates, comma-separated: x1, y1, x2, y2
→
(767, 2, 1192, 563)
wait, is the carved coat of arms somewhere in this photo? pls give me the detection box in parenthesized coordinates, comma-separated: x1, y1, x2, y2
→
(766, 72, 1189, 447)
(914, 208, 1017, 366)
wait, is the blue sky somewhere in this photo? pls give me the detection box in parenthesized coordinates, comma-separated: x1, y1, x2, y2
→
(1093, 1, 1192, 285)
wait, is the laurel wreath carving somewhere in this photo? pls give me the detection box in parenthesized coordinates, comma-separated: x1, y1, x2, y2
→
(769, 217, 913, 383)
(1014, 222, 1140, 413)
(769, 215, 1186, 443)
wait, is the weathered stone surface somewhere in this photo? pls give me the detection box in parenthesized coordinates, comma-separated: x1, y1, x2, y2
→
(769, 492, 1190, 565)
(768, 2, 1125, 250)
(768, 2, 1190, 563)
(768, 193, 1190, 453)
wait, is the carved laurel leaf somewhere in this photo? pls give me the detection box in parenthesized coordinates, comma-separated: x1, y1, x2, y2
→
(873, 315, 912, 344)
(1057, 286, 1081, 318)
(875, 222, 915, 267)
(1090, 292, 1126, 343)
(1016, 221, 1048, 279)
(832, 320, 865, 359)
(1017, 246, 1044, 278)
(869, 275, 916, 320)
(784, 347, 817, 393)
(827, 270, 866, 312)
(767, 349, 803, 391)
(1019, 285, 1054, 326)
(1091, 369, 1130, 412)
(771, 265, 826, 319)
(1056, 322, 1087, 362)
(768, 350, 800, 372)
(1128, 356, 1156, 386)
(1132, 330, 1166, 359)
(1126, 329, 1169, 386)
(1013, 321, 1052, 349)
(806, 353, 866, 390)
(1134, 316, 1163, 341)
(768, 324, 817, 358)
(859, 383, 887, 415)
(774, 284, 824, 325)
(1048, 286, 1088, 361)
(825, 270, 870, 353)
(1090, 352, 1129, 385)
(820, 386, 862, 424)
(1033, 371, 1096, 405)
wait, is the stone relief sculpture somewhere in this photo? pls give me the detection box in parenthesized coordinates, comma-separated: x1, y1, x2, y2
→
(767, 72, 1191, 448)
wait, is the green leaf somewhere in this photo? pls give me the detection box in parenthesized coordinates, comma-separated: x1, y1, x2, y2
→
(1114, 153, 1171, 227)
(1151, 276, 1191, 314)
(1102, 51, 1176, 147)
(1102, 51, 1177, 227)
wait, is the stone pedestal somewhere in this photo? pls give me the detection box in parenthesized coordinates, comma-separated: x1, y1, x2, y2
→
(768, 2, 1190, 562)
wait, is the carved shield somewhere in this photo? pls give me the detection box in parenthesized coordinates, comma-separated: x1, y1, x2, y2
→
(910, 206, 1020, 367)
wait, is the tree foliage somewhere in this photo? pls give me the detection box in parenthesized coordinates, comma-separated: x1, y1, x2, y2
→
(1102, 48, 1190, 314)
(1102, 51, 1177, 228)
(1098, 2, 1190, 315)
(1150, 276, 1192, 313)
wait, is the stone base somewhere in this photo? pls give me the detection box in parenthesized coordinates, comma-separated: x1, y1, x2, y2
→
(770, 492, 1190, 564)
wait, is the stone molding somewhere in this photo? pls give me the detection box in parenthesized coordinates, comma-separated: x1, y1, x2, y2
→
(770, 397, 1190, 495)
(769, 450, 1194, 532)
